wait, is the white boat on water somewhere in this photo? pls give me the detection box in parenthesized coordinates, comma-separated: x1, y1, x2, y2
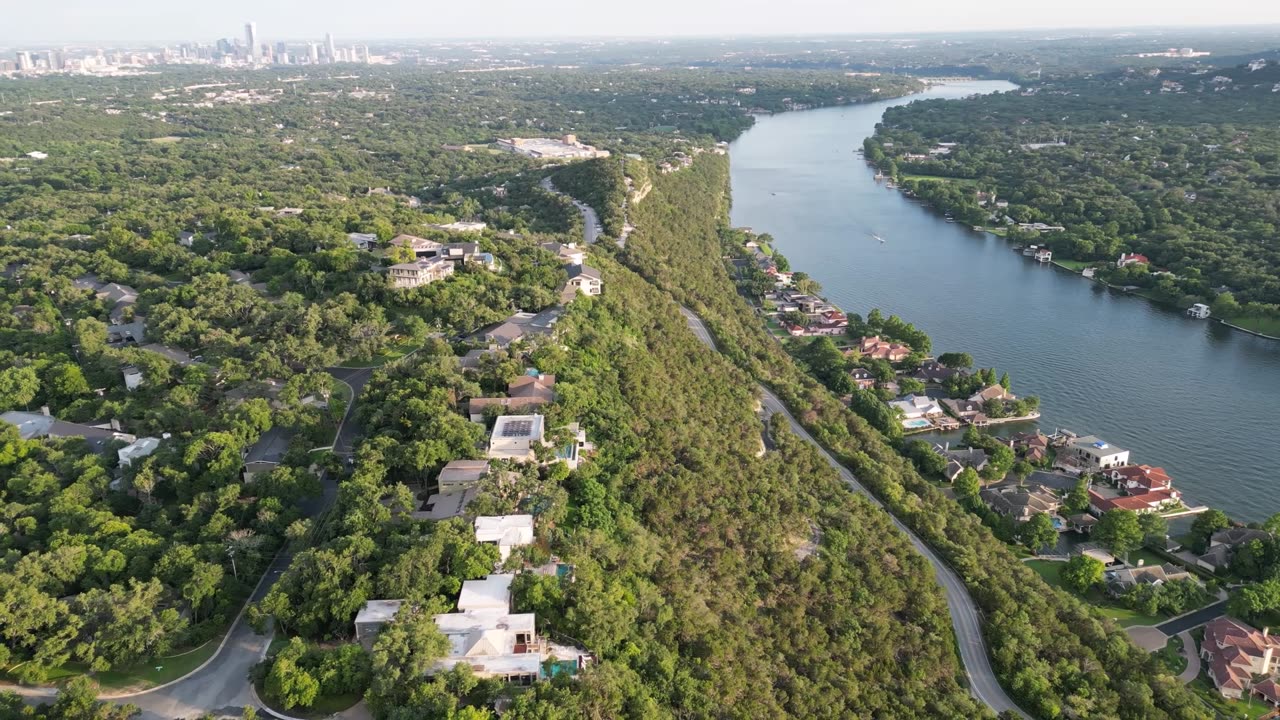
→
(871, 233, 884, 243)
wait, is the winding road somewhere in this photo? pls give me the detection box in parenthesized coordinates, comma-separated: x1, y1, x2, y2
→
(680, 307, 1029, 719)
(13, 366, 374, 719)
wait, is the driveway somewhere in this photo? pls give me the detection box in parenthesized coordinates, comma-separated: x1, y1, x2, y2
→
(1156, 600, 1227, 636)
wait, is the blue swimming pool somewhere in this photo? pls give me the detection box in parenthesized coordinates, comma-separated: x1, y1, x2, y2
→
(903, 419, 932, 429)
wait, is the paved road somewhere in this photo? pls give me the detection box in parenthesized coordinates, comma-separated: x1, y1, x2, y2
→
(679, 307, 1029, 719)
(15, 368, 376, 719)
(1177, 630, 1202, 683)
(540, 176, 601, 245)
(1157, 600, 1228, 636)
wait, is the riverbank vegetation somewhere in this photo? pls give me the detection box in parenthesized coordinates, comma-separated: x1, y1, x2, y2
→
(621, 152, 1210, 719)
(868, 61, 1280, 326)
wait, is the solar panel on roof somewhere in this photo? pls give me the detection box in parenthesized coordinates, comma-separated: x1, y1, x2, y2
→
(502, 420, 532, 437)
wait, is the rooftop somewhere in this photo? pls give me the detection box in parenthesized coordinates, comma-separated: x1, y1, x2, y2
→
(355, 599, 404, 625)
(457, 574, 514, 612)
(492, 414, 544, 441)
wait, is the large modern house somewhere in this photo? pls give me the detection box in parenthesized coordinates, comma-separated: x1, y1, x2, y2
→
(474, 515, 535, 561)
(1056, 435, 1130, 473)
(1202, 617, 1280, 700)
(1, 410, 134, 454)
(390, 257, 455, 289)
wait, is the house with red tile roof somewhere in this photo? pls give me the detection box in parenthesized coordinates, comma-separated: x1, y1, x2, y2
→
(1088, 488, 1181, 515)
(1116, 252, 1151, 268)
(1201, 617, 1280, 699)
(855, 336, 911, 362)
(1104, 464, 1174, 494)
(1253, 678, 1280, 708)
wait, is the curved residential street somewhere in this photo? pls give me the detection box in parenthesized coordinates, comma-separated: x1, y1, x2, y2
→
(680, 307, 1029, 719)
(13, 366, 374, 719)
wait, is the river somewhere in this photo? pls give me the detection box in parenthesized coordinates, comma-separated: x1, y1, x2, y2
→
(728, 81, 1280, 523)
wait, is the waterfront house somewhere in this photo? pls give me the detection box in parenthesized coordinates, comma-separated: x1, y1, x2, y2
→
(969, 384, 1016, 404)
(1116, 252, 1150, 268)
(940, 398, 986, 424)
(856, 336, 911, 362)
(1088, 488, 1180, 515)
(1056, 435, 1130, 473)
(1035, 248, 1053, 263)
(980, 486, 1061, 524)
(1105, 465, 1174, 494)
(888, 395, 945, 422)
(912, 360, 961, 384)
(390, 257, 455, 289)
(1006, 431, 1051, 463)
(1186, 303, 1211, 319)
(1201, 617, 1280, 700)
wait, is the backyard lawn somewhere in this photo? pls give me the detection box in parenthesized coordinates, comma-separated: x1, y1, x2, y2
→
(1226, 315, 1280, 339)
(339, 341, 421, 368)
(1189, 674, 1275, 719)
(1052, 259, 1091, 272)
(900, 173, 980, 186)
(1025, 560, 1162, 627)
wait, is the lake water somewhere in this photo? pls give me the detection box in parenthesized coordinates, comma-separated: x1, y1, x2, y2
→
(728, 81, 1280, 523)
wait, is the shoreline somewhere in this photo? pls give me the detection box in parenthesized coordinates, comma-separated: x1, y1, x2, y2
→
(885, 175, 1280, 347)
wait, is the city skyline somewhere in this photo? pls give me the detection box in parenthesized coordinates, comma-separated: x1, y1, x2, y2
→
(4, 0, 1280, 46)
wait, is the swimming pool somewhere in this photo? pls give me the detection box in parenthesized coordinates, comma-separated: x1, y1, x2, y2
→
(902, 419, 933, 429)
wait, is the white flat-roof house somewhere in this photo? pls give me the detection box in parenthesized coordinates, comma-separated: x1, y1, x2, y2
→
(487, 415, 546, 463)
(474, 514, 534, 561)
(390, 257, 455, 289)
(355, 571, 592, 684)
(1057, 435, 1130, 472)
(457, 574, 514, 612)
(122, 365, 145, 391)
(539, 242, 586, 266)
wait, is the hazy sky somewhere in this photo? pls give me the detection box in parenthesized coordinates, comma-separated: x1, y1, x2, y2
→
(5, 0, 1280, 45)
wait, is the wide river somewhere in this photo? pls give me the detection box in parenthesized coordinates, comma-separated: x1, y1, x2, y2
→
(728, 80, 1280, 523)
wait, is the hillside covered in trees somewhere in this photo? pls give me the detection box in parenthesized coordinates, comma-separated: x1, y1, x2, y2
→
(619, 153, 1210, 719)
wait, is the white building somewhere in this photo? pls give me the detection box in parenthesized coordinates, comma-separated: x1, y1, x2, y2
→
(887, 394, 945, 420)
(1057, 435, 1130, 473)
(354, 599, 404, 650)
(457, 574, 513, 612)
(430, 222, 487, 234)
(1186, 303, 1211, 319)
(565, 265, 603, 296)
(438, 460, 491, 490)
(494, 135, 609, 160)
(389, 234, 444, 258)
(487, 414, 546, 462)
(474, 515, 534, 561)
(122, 365, 144, 391)
(117, 436, 161, 468)
(390, 257, 454, 289)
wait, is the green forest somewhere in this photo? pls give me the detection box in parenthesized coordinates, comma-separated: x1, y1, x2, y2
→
(619, 153, 1211, 719)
